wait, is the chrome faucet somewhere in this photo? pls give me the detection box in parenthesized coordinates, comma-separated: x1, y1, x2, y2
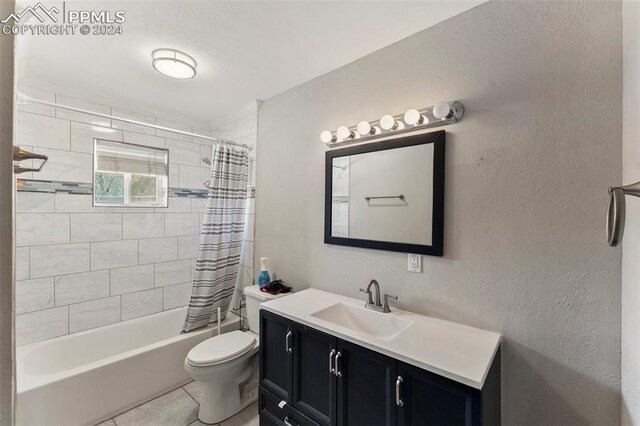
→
(359, 279, 398, 313)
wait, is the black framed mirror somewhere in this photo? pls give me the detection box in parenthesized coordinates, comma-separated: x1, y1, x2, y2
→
(324, 130, 445, 256)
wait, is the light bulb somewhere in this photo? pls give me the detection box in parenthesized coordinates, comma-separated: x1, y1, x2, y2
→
(357, 121, 375, 136)
(403, 109, 426, 126)
(433, 102, 452, 120)
(380, 115, 396, 130)
(336, 126, 354, 141)
(320, 130, 335, 144)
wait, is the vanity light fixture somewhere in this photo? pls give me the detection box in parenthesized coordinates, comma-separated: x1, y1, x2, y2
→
(404, 108, 426, 126)
(321, 130, 336, 144)
(320, 101, 464, 148)
(433, 102, 452, 120)
(336, 125, 356, 141)
(357, 121, 377, 136)
(152, 48, 197, 79)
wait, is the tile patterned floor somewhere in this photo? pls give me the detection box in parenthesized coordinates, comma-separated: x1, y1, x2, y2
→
(97, 381, 258, 426)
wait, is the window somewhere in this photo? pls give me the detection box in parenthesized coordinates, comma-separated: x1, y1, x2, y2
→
(93, 139, 169, 207)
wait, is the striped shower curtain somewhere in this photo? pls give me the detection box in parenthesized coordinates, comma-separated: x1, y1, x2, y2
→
(182, 144, 249, 333)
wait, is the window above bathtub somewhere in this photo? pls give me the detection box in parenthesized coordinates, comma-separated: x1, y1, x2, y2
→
(93, 139, 169, 208)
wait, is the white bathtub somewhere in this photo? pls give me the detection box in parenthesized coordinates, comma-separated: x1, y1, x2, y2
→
(16, 307, 240, 426)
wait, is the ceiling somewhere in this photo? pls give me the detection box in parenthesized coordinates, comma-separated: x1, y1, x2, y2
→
(16, 0, 484, 124)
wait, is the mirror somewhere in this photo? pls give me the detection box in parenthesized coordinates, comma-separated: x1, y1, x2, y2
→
(93, 139, 169, 207)
(324, 131, 445, 256)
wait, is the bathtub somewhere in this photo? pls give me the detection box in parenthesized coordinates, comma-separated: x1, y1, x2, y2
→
(16, 306, 240, 426)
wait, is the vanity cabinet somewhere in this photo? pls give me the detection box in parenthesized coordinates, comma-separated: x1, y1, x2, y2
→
(259, 310, 500, 426)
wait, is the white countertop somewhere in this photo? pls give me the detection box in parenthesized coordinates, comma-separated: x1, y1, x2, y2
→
(260, 288, 501, 389)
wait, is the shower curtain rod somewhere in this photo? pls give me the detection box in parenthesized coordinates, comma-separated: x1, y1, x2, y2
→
(16, 92, 253, 151)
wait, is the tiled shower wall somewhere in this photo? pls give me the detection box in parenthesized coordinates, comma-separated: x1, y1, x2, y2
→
(15, 84, 258, 345)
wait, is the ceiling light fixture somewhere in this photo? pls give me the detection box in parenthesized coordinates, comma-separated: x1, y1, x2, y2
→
(152, 48, 197, 79)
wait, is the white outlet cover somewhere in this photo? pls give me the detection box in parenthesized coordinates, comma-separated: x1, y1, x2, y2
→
(408, 254, 422, 273)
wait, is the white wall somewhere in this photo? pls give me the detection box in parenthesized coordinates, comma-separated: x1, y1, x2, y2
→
(622, 2, 640, 424)
(256, 2, 622, 424)
(14, 84, 258, 345)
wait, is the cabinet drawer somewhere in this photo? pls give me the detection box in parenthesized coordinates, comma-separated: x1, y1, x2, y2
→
(260, 386, 320, 426)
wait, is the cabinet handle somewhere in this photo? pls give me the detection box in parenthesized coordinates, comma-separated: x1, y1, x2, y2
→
(285, 331, 292, 354)
(396, 376, 404, 407)
(284, 416, 300, 426)
(329, 349, 336, 374)
(334, 351, 342, 377)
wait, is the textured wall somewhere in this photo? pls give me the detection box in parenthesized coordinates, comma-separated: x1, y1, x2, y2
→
(256, 2, 622, 424)
(14, 84, 258, 345)
(622, 2, 640, 424)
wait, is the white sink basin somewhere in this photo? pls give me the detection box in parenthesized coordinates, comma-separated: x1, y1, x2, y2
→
(310, 302, 413, 341)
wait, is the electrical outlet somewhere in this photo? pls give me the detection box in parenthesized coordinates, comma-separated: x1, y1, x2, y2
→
(408, 253, 422, 273)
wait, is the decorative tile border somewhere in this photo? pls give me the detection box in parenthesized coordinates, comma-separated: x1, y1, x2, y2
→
(16, 179, 255, 199)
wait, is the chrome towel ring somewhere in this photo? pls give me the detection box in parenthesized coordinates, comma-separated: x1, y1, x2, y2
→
(607, 181, 640, 246)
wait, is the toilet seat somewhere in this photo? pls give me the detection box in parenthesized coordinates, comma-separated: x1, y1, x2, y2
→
(186, 331, 257, 367)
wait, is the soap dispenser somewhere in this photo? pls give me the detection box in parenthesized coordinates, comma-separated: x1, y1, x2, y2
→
(257, 257, 271, 289)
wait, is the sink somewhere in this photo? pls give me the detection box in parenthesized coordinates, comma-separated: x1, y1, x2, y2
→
(310, 303, 413, 341)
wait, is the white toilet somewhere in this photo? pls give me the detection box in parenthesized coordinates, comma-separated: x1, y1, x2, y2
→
(184, 285, 288, 424)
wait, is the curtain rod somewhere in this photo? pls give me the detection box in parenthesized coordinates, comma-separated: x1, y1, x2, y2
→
(16, 92, 253, 152)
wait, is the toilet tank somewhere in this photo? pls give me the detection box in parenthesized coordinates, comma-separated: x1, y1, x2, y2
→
(243, 286, 289, 333)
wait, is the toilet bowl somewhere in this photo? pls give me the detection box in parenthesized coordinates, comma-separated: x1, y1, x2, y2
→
(184, 286, 289, 424)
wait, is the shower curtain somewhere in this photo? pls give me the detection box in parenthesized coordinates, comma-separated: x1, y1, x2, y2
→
(182, 144, 249, 333)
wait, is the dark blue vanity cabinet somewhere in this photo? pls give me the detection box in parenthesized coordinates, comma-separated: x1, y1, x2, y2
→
(259, 310, 501, 426)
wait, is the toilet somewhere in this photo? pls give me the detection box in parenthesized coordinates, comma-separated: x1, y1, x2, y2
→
(184, 285, 289, 424)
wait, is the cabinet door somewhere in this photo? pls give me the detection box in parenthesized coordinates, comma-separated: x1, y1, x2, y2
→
(260, 310, 292, 401)
(336, 339, 397, 426)
(396, 362, 481, 426)
(291, 323, 337, 426)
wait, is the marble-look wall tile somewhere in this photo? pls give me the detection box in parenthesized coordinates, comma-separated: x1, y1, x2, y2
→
(139, 237, 177, 264)
(165, 213, 200, 237)
(55, 194, 107, 213)
(71, 122, 122, 153)
(163, 282, 192, 310)
(156, 119, 192, 142)
(178, 235, 200, 260)
(16, 247, 30, 281)
(165, 139, 201, 166)
(236, 114, 257, 138)
(17, 85, 56, 116)
(35, 148, 93, 183)
(122, 288, 162, 320)
(155, 260, 191, 287)
(17, 213, 69, 247)
(110, 264, 154, 295)
(16, 192, 54, 213)
(55, 270, 110, 305)
(30, 243, 90, 278)
(16, 277, 54, 314)
(111, 107, 156, 135)
(91, 240, 138, 270)
(122, 131, 165, 149)
(69, 296, 121, 332)
(122, 213, 164, 239)
(17, 306, 68, 346)
(71, 213, 122, 242)
(17, 111, 70, 150)
(56, 94, 111, 127)
(178, 165, 209, 189)
(190, 198, 208, 214)
(160, 197, 190, 214)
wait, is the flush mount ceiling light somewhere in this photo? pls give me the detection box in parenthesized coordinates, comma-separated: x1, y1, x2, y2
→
(152, 48, 197, 79)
